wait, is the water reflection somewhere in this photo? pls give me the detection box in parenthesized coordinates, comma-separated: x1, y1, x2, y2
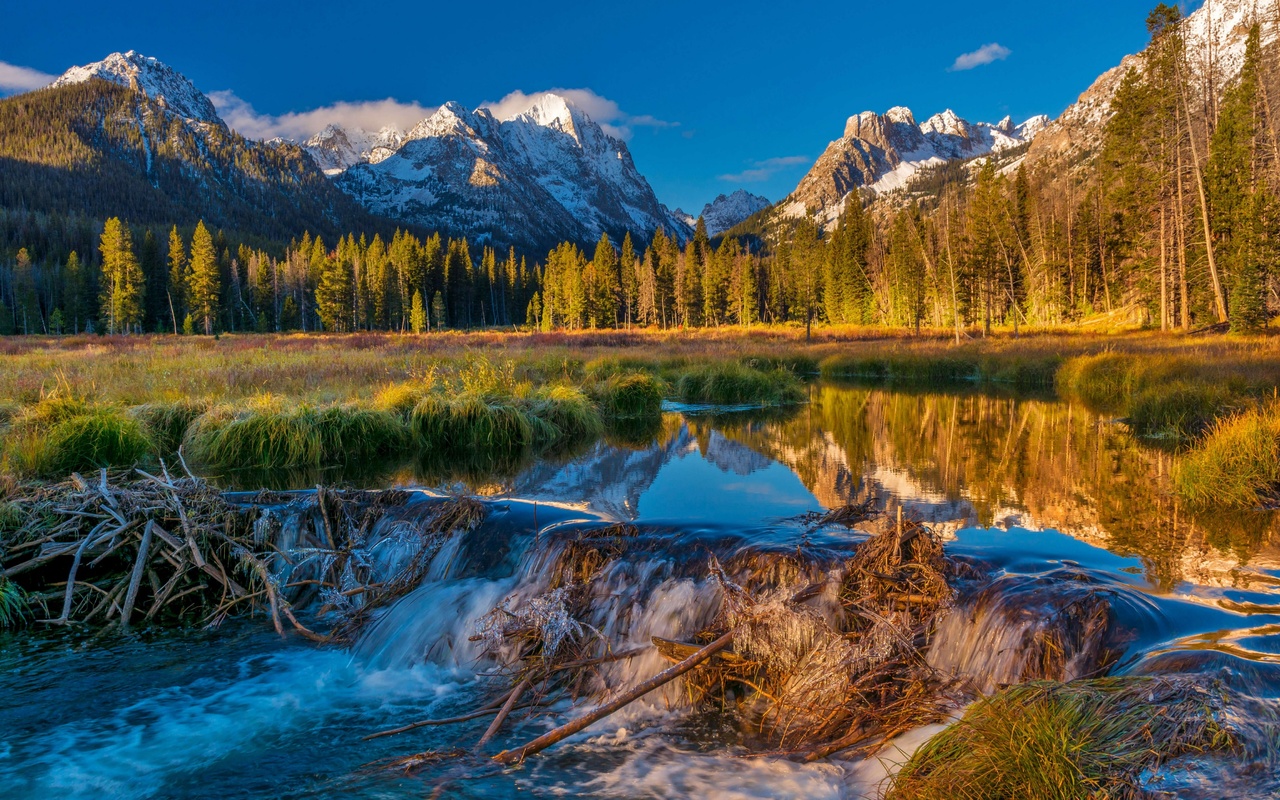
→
(380, 383, 1272, 593)
(206, 381, 1280, 638)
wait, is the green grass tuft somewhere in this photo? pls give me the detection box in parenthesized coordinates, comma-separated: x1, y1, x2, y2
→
(675, 362, 805, 406)
(15, 406, 155, 477)
(1127, 381, 1237, 440)
(187, 399, 409, 470)
(186, 400, 324, 469)
(0, 575, 29, 629)
(317, 404, 412, 463)
(887, 678, 1232, 800)
(130, 400, 210, 455)
(591, 372, 665, 418)
(409, 394, 534, 454)
(526, 386, 605, 446)
(1174, 404, 1280, 507)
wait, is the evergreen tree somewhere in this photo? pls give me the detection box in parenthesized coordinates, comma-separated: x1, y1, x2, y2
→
(188, 220, 220, 335)
(166, 226, 187, 333)
(98, 217, 144, 334)
(410, 289, 427, 334)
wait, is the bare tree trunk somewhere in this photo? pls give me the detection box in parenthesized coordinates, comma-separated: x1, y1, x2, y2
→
(1179, 57, 1229, 322)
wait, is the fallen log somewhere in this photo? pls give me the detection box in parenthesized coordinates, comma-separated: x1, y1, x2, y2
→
(492, 631, 734, 765)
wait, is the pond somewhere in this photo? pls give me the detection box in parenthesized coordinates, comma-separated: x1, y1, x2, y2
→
(2, 381, 1278, 799)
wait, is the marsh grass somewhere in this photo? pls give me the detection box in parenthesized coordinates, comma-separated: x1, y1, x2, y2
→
(1174, 404, 1280, 507)
(675, 362, 805, 406)
(887, 678, 1233, 800)
(185, 398, 409, 470)
(590, 372, 665, 419)
(1127, 381, 1238, 440)
(409, 394, 533, 454)
(130, 400, 210, 454)
(0, 575, 28, 629)
(6, 401, 155, 478)
(525, 386, 604, 447)
(317, 405, 412, 463)
(820, 353, 980, 383)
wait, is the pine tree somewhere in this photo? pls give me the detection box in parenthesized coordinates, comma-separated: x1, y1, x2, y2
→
(98, 217, 144, 334)
(619, 232, 638, 327)
(410, 289, 427, 334)
(591, 233, 619, 327)
(166, 226, 187, 334)
(315, 241, 352, 331)
(188, 220, 220, 335)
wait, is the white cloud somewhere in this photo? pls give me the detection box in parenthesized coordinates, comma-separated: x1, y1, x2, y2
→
(719, 155, 810, 183)
(949, 43, 1012, 72)
(480, 88, 676, 140)
(0, 60, 56, 95)
(208, 90, 435, 141)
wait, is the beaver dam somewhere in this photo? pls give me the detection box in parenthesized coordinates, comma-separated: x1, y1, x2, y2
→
(2, 382, 1279, 799)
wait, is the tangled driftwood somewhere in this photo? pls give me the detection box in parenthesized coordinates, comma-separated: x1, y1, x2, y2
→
(0, 468, 485, 641)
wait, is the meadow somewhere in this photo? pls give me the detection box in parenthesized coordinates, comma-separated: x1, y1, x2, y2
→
(0, 325, 1278, 506)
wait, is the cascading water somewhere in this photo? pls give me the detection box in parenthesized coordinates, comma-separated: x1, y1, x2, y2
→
(4, 389, 1280, 799)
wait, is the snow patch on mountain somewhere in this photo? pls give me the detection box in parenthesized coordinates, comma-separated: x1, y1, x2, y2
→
(338, 93, 690, 249)
(1032, 0, 1278, 161)
(699, 190, 771, 235)
(52, 51, 221, 125)
(784, 106, 1048, 222)
(304, 124, 406, 175)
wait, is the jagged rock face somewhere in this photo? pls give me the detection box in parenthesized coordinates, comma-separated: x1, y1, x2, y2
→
(697, 189, 771, 236)
(1030, 0, 1278, 164)
(52, 50, 221, 125)
(336, 95, 690, 251)
(21, 52, 378, 240)
(785, 106, 1048, 220)
(304, 124, 405, 175)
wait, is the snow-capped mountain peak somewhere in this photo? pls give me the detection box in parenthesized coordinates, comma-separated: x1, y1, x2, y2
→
(507, 93, 585, 142)
(336, 94, 689, 250)
(303, 123, 405, 176)
(921, 109, 970, 139)
(699, 190, 771, 236)
(786, 106, 1047, 222)
(51, 51, 220, 125)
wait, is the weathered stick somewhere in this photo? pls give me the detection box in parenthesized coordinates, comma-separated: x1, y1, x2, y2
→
(364, 701, 540, 741)
(493, 631, 734, 765)
(119, 521, 155, 632)
(476, 677, 531, 751)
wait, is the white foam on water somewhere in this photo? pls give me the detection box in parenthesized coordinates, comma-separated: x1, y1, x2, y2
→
(0, 649, 474, 800)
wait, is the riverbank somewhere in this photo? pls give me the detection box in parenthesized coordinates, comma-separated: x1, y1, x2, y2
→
(2, 328, 1278, 505)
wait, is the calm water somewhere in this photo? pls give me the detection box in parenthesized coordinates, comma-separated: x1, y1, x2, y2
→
(2, 382, 1278, 799)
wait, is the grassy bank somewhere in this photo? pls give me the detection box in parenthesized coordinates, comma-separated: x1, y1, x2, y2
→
(888, 677, 1232, 799)
(0, 369, 675, 478)
(1, 329, 1278, 498)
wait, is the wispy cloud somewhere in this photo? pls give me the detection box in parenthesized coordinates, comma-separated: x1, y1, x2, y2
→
(718, 156, 810, 183)
(209, 90, 435, 141)
(0, 60, 56, 95)
(480, 88, 676, 140)
(949, 43, 1012, 72)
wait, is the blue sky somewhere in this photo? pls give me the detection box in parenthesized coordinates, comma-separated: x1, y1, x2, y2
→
(0, 0, 1198, 213)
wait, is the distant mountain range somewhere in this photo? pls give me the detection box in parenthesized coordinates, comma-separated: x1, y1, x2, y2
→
(673, 190, 772, 237)
(3, 0, 1263, 251)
